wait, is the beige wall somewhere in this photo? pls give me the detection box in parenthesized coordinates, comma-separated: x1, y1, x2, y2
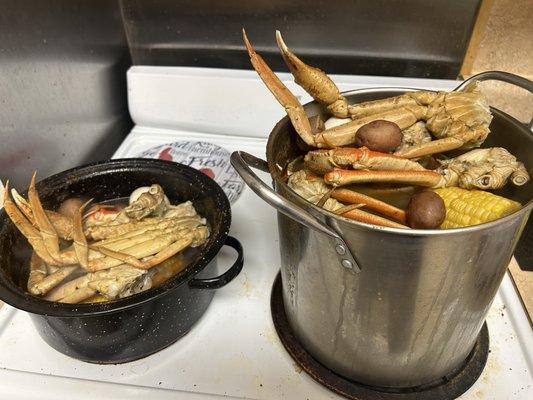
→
(462, 0, 532, 318)
(462, 0, 533, 123)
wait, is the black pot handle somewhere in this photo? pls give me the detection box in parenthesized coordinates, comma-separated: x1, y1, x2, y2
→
(189, 236, 244, 289)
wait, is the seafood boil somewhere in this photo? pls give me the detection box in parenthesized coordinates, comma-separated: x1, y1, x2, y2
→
(2, 175, 209, 303)
(242, 30, 530, 229)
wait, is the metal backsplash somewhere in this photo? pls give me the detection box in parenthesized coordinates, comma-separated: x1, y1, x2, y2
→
(0, 1, 132, 189)
(121, 0, 481, 78)
(0, 0, 482, 188)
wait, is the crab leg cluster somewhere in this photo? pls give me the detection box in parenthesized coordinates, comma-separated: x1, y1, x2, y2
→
(3, 177, 209, 303)
(243, 30, 530, 228)
(313, 146, 529, 190)
(270, 30, 493, 157)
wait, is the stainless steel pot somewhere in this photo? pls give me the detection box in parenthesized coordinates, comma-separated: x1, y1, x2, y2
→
(231, 72, 532, 388)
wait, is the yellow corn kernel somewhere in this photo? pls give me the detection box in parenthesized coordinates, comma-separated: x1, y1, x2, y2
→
(433, 187, 521, 229)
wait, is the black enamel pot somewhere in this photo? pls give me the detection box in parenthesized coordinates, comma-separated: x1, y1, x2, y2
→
(0, 158, 244, 363)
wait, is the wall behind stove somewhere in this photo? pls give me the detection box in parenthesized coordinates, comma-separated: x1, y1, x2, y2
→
(0, 0, 484, 189)
(0, 0, 132, 188)
(120, 0, 481, 79)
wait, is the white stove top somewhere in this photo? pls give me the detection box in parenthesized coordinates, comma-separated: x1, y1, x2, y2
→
(0, 67, 531, 399)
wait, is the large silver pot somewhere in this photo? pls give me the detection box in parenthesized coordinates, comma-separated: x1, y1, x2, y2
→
(231, 72, 532, 388)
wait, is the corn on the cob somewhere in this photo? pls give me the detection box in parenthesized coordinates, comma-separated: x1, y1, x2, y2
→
(433, 187, 521, 229)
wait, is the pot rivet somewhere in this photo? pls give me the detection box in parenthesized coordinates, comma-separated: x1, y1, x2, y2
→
(335, 245, 346, 255)
(341, 259, 353, 269)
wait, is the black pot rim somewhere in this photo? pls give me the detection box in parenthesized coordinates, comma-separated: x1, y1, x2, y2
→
(0, 158, 231, 317)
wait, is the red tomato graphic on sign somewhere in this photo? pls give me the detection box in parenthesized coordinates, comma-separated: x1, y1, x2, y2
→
(158, 147, 173, 161)
(199, 167, 215, 179)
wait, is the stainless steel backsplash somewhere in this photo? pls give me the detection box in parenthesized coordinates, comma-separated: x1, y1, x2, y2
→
(0, 0, 481, 188)
(121, 0, 480, 78)
(0, 1, 132, 188)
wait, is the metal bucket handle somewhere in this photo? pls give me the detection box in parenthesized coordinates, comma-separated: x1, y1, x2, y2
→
(230, 151, 362, 273)
(455, 71, 533, 129)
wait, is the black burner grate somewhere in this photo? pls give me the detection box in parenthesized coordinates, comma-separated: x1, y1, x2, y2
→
(270, 273, 489, 400)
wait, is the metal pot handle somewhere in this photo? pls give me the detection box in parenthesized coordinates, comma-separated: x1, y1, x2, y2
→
(455, 71, 533, 129)
(189, 236, 244, 289)
(231, 151, 361, 273)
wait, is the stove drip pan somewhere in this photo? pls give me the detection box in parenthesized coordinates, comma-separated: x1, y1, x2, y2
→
(270, 273, 489, 400)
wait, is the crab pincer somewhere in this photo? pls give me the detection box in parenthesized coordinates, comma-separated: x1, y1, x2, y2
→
(27, 172, 62, 262)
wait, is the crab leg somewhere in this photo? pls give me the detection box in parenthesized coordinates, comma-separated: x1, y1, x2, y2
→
(345, 91, 438, 119)
(331, 189, 407, 224)
(305, 147, 426, 175)
(245, 30, 426, 148)
(46, 211, 74, 240)
(27, 252, 48, 292)
(10, 189, 34, 224)
(276, 31, 438, 121)
(93, 217, 200, 246)
(242, 29, 315, 147)
(48, 264, 149, 303)
(89, 245, 144, 269)
(27, 173, 61, 262)
(133, 235, 193, 270)
(11, 188, 74, 239)
(340, 207, 408, 229)
(60, 287, 97, 304)
(394, 137, 465, 158)
(87, 230, 192, 272)
(72, 200, 92, 269)
(324, 169, 443, 187)
(46, 273, 92, 302)
(85, 216, 180, 240)
(3, 183, 57, 265)
(46, 263, 59, 274)
(319, 107, 424, 148)
(30, 265, 79, 295)
(39, 224, 192, 270)
(395, 124, 490, 159)
(275, 30, 349, 118)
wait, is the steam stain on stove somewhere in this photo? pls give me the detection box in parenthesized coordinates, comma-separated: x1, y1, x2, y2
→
(240, 271, 253, 298)
(263, 328, 278, 344)
(293, 362, 303, 374)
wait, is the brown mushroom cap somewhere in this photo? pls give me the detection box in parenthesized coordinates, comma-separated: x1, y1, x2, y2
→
(355, 120, 403, 153)
(406, 191, 446, 229)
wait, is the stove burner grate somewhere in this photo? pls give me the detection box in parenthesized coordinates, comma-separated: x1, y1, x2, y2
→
(270, 273, 489, 400)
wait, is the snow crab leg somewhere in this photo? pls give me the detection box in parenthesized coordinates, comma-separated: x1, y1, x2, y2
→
(264, 31, 494, 156)
(243, 29, 423, 148)
(323, 147, 530, 190)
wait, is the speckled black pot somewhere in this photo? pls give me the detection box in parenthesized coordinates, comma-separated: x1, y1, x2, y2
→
(0, 159, 243, 363)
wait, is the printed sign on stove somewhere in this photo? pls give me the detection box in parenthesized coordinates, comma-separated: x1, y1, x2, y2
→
(138, 141, 244, 203)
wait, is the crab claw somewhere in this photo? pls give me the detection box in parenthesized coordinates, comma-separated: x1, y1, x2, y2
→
(28, 172, 61, 262)
(242, 29, 316, 147)
(2, 181, 57, 265)
(275, 31, 348, 118)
